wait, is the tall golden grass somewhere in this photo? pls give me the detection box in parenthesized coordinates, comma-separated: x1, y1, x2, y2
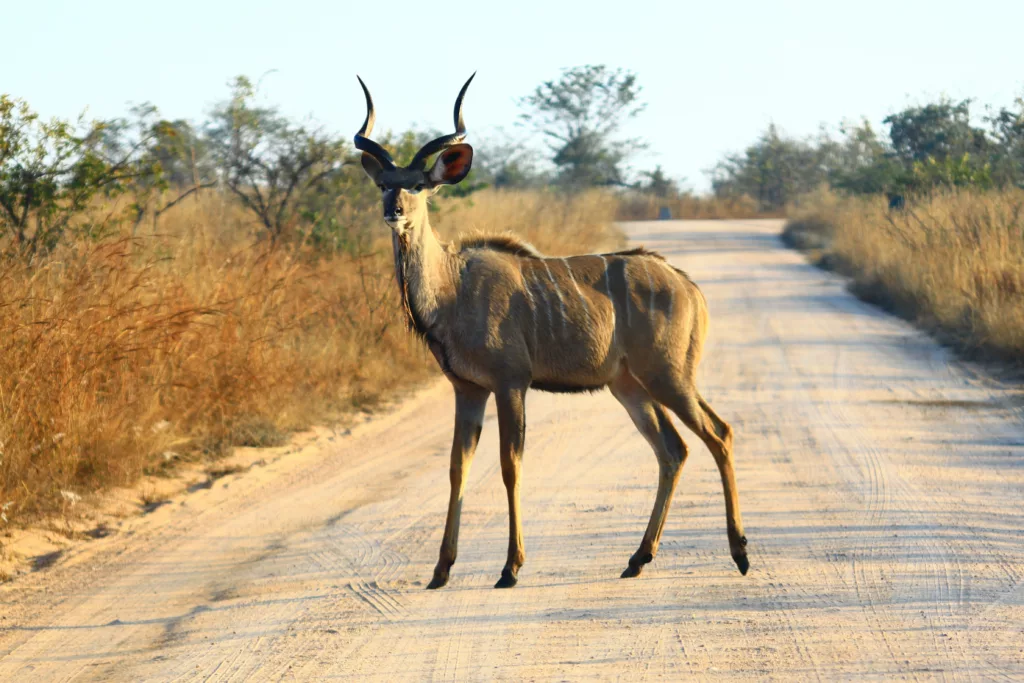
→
(784, 187, 1024, 362)
(616, 192, 772, 221)
(0, 189, 624, 522)
(436, 188, 625, 252)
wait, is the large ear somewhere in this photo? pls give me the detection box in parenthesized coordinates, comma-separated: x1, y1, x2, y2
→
(427, 144, 474, 186)
(361, 153, 384, 184)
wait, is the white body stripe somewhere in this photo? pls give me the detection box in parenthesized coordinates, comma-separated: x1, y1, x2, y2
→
(562, 258, 591, 322)
(661, 261, 675, 319)
(623, 261, 631, 328)
(542, 259, 567, 328)
(521, 270, 538, 339)
(521, 270, 536, 308)
(642, 257, 656, 313)
(598, 255, 616, 343)
(528, 268, 554, 334)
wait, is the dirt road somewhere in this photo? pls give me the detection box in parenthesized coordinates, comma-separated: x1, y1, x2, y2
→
(1, 219, 1022, 680)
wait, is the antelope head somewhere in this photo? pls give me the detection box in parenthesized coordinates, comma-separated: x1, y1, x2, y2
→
(354, 74, 476, 235)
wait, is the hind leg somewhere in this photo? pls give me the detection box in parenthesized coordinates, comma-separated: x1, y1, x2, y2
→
(610, 369, 689, 578)
(644, 375, 749, 575)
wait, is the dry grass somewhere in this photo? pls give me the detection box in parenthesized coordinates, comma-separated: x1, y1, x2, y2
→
(783, 185, 844, 253)
(435, 188, 626, 254)
(783, 187, 1024, 363)
(616, 192, 773, 221)
(0, 188, 624, 523)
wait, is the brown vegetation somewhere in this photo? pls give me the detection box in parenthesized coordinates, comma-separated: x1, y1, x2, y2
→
(616, 192, 774, 221)
(784, 187, 1024, 363)
(0, 189, 624, 523)
(438, 188, 625, 252)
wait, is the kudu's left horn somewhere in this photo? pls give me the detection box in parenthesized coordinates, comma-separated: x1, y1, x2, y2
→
(354, 76, 397, 170)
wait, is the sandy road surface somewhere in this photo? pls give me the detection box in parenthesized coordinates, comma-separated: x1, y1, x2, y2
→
(1, 219, 1023, 680)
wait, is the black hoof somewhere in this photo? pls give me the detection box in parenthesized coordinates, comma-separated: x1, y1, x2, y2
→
(620, 563, 643, 579)
(733, 553, 750, 575)
(494, 569, 518, 588)
(629, 551, 653, 565)
(426, 573, 449, 589)
(622, 549, 653, 578)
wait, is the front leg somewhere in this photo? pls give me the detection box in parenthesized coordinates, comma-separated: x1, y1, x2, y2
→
(427, 384, 490, 589)
(494, 386, 527, 588)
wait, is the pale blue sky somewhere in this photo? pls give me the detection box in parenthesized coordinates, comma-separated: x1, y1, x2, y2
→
(3, 0, 1022, 190)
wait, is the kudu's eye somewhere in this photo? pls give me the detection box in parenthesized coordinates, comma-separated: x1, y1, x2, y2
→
(413, 183, 425, 192)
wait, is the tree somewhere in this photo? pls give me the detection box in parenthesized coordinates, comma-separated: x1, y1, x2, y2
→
(709, 124, 826, 210)
(472, 131, 548, 189)
(705, 91, 1024, 201)
(637, 165, 679, 197)
(884, 99, 988, 164)
(827, 119, 906, 195)
(205, 75, 347, 242)
(145, 117, 212, 188)
(987, 94, 1024, 188)
(518, 65, 646, 188)
(0, 95, 154, 255)
(98, 103, 218, 231)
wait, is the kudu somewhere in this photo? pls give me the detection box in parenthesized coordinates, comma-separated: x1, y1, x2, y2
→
(354, 74, 748, 589)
